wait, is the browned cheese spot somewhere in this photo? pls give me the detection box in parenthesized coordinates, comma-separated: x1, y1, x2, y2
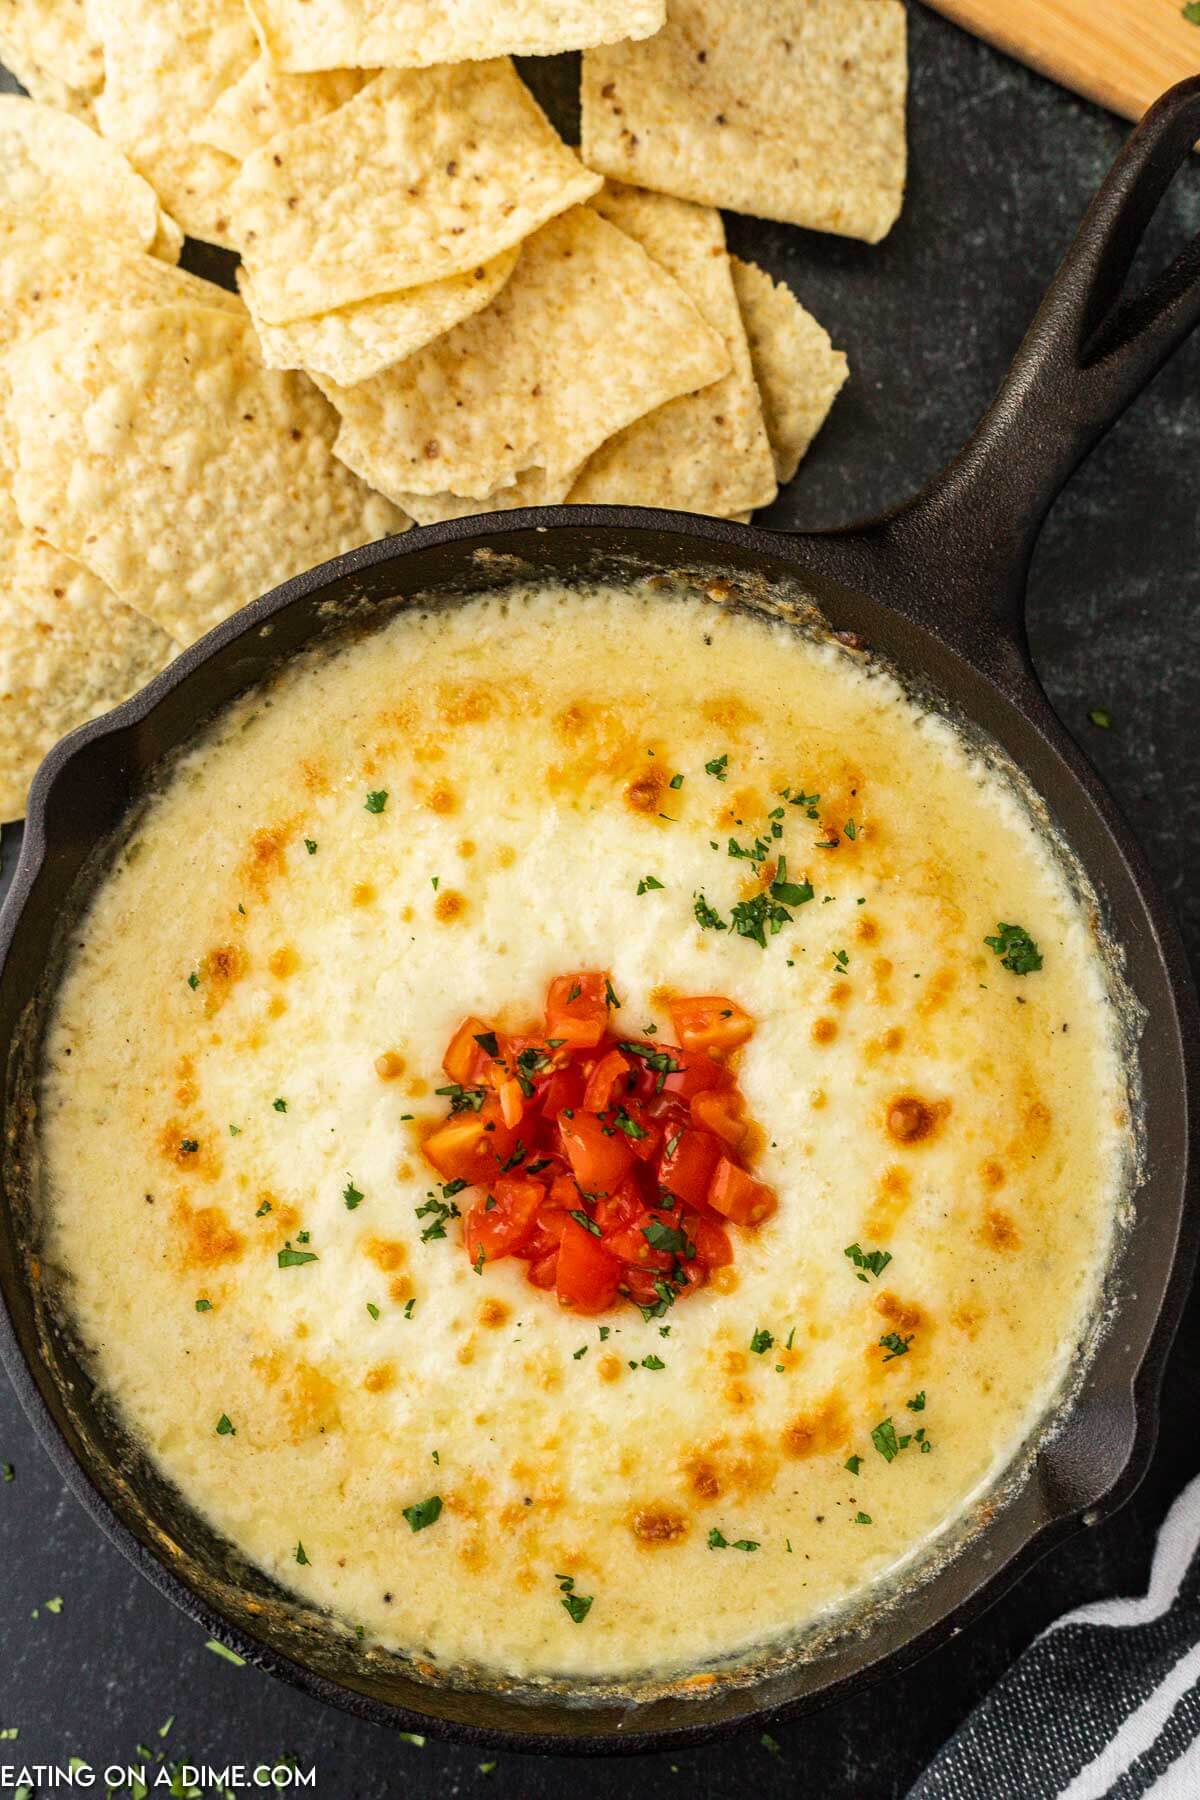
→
(478, 1298, 510, 1329)
(982, 1206, 1020, 1250)
(625, 765, 669, 814)
(812, 1016, 837, 1045)
(351, 882, 376, 908)
(363, 1237, 407, 1273)
(631, 1505, 689, 1546)
(781, 1397, 846, 1460)
(886, 1094, 946, 1145)
(199, 943, 248, 1016)
(267, 946, 299, 979)
(434, 889, 467, 923)
(363, 1362, 395, 1393)
(875, 1290, 923, 1332)
(375, 1051, 406, 1080)
(173, 1199, 243, 1269)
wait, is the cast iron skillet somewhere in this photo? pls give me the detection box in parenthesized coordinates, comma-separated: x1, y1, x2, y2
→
(1, 78, 1200, 1758)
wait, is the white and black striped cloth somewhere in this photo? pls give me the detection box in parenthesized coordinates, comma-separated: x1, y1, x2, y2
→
(910, 1477, 1200, 1799)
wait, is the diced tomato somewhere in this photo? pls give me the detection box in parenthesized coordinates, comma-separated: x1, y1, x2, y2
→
(620, 1264, 670, 1307)
(538, 1063, 584, 1121)
(442, 1016, 498, 1086)
(528, 1251, 559, 1289)
(685, 1209, 734, 1268)
(661, 1047, 733, 1101)
(614, 1095, 661, 1162)
(707, 1157, 777, 1226)
(658, 1126, 723, 1209)
(593, 1177, 642, 1235)
(690, 1088, 747, 1150)
(559, 1109, 634, 1193)
(497, 1076, 526, 1129)
(422, 1098, 517, 1185)
(669, 995, 755, 1055)
(545, 973, 612, 1048)
(556, 1216, 621, 1313)
(582, 1048, 631, 1113)
(464, 1178, 543, 1265)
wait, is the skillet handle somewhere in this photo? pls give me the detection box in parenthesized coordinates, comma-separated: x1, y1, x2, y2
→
(789, 75, 1200, 644)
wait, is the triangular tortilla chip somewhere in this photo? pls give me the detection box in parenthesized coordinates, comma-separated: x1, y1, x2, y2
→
(90, 0, 258, 245)
(569, 185, 776, 516)
(244, 0, 665, 73)
(0, 96, 177, 259)
(0, 0, 104, 121)
(5, 303, 407, 647)
(730, 258, 848, 483)
(194, 55, 365, 163)
(323, 205, 729, 505)
(582, 0, 908, 244)
(238, 249, 519, 389)
(0, 487, 176, 822)
(229, 61, 601, 325)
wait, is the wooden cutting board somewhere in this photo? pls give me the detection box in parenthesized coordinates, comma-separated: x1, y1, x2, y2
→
(923, 0, 1200, 122)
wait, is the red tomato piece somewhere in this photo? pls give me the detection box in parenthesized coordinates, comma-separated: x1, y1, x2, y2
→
(707, 1158, 777, 1226)
(545, 973, 612, 1048)
(556, 1216, 621, 1313)
(538, 1063, 585, 1121)
(613, 1095, 661, 1163)
(582, 1048, 632, 1113)
(559, 1109, 634, 1193)
(442, 1016, 498, 1086)
(422, 1098, 517, 1185)
(690, 1088, 747, 1151)
(685, 1209, 734, 1268)
(464, 1178, 542, 1265)
(661, 1047, 733, 1100)
(497, 1076, 526, 1129)
(593, 1178, 643, 1235)
(658, 1127, 723, 1209)
(668, 995, 755, 1054)
(528, 1251, 559, 1289)
(621, 1264, 671, 1307)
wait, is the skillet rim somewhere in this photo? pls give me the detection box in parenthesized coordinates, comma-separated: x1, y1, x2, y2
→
(0, 506, 1196, 1756)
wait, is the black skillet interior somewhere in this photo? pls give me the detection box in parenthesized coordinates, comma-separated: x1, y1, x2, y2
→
(1, 81, 1200, 1757)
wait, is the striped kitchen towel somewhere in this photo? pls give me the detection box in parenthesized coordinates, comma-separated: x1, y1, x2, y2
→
(910, 1474, 1200, 1799)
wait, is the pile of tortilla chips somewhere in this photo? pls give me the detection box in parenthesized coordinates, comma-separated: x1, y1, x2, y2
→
(0, 0, 905, 817)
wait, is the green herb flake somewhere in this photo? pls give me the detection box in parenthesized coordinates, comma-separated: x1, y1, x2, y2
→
(304, 837, 318, 854)
(229, 1122, 241, 1136)
(845, 1454, 862, 1475)
(569, 1209, 603, 1238)
(669, 772, 684, 789)
(871, 1418, 901, 1462)
(705, 754, 729, 780)
(205, 1639, 246, 1666)
(879, 1331, 912, 1362)
(844, 1241, 892, 1282)
(215, 1414, 236, 1436)
(1184, 2, 1200, 23)
(693, 892, 727, 931)
(295, 1542, 310, 1566)
(187, 971, 199, 990)
(707, 1527, 758, 1551)
(367, 1302, 380, 1320)
(364, 789, 388, 813)
(854, 1512, 872, 1526)
(404, 1298, 416, 1318)
(343, 1178, 364, 1210)
(984, 921, 1043, 975)
(761, 1733, 782, 1757)
(636, 874, 664, 894)
(403, 1495, 443, 1533)
(749, 1328, 775, 1355)
(1, 1463, 13, 1482)
(278, 1242, 318, 1268)
(473, 1029, 500, 1057)
(641, 1354, 666, 1371)
(43, 1596, 63, 1615)
(906, 1391, 926, 1412)
(556, 1573, 594, 1623)
(272, 1097, 288, 1112)
(255, 1199, 272, 1217)
(398, 1731, 426, 1747)
(195, 1298, 213, 1313)
(573, 1344, 588, 1360)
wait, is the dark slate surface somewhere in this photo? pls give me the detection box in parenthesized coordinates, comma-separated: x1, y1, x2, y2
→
(2, 7, 1199, 1796)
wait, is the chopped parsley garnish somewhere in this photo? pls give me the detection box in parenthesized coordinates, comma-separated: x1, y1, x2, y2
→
(618, 1042, 682, 1078)
(749, 1328, 774, 1355)
(984, 922, 1043, 974)
(343, 1178, 364, 1210)
(636, 875, 664, 894)
(573, 1345, 588, 1360)
(855, 1512, 872, 1526)
(435, 1083, 488, 1113)
(187, 971, 199, 990)
(366, 1303, 380, 1320)
(179, 1138, 199, 1155)
(871, 1418, 901, 1462)
(642, 1219, 695, 1258)
(229, 1122, 241, 1136)
(404, 1297, 416, 1319)
(845, 1454, 862, 1475)
(906, 1391, 926, 1412)
(416, 1192, 461, 1242)
(215, 1414, 236, 1436)
(669, 772, 684, 789)
(402, 1495, 443, 1533)
(707, 1528, 759, 1551)
(569, 1209, 603, 1238)
(474, 1244, 486, 1275)
(255, 1199, 272, 1217)
(640, 1354, 666, 1371)
(1087, 707, 1112, 729)
(694, 892, 727, 931)
(832, 948, 849, 971)
(770, 855, 814, 907)
(304, 838, 318, 854)
(473, 1030, 500, 1057)
(205, 1640, 245, 1665)
(364, 789, 388, 813)
(556, 1573, 593, 1623)
(1184, 1, 1200, 22)
(278, 1242, 318, 1268)
(272, 1097, 288, 1112)
(604, 978, 621, 1009)
(729, 891, 795, 947)
(705, 754, 729, 780)
(844, 1242, 892, 1282)
(879, 1332, 912, 1361)
(614, 1107, 649, 1139)
(729, 832, 772, 864)
(195, 1298, 213, 1313)
(295, 1542, 309, 1566)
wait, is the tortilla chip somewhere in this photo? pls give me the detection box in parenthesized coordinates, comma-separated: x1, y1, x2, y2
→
(238, 248, 519, 388)
(229, 61, 601, 325)
(730, 257, 848, 482)
(569, 185, 775, 516)
(0, 488, 176, 822)
(324, 205, 729, 506)
(581, 0, 908, 244)
(90, 0, 258, 245)
(5, 303, 408, 647)
(0, 96, 176, 258)
(0, 0, 103, 121)
(388, 466, 576, 527)
(244, 0, 665, 73)
(194, 55, 365, 163)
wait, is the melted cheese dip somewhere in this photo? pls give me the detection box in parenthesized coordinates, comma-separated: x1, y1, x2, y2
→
(38, 580, 1127, 1684)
